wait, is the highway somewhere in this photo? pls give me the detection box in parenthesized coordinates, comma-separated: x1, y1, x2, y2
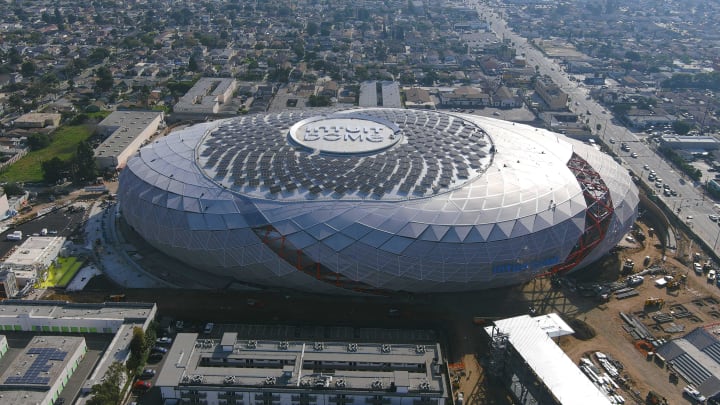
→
(472, 1, 720, 255)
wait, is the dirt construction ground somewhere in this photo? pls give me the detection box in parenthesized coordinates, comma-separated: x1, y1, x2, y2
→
(47, 207, 719, 404)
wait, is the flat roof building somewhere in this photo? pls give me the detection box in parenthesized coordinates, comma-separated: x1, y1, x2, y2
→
(156, 333, 448, 405)
(381, 81, 402, 108)
(173, 77, 237, 119)
(359, 80, 378, 107)
(660, 135, 720, 151)
(94, 110, 164, 170)
(1, 236, 65, 286)
(0, 335, 86, 405)
(14, 113, 61, 128)
(0, 300, 157, 403)
(535, 78, 568, 110)
(439, 86, 491, 107)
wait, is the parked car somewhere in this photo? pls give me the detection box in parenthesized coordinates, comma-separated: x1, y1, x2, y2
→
(133, 380, 152, 391)
(156, 337, 173, 345)
(203, 322, 214, 334)
(140, 369, 156, 379)
(152, 346, 168, 354)
(148, 352, 164, 362)
(708, 270, 716, 283)
(683, 385, 706, 402)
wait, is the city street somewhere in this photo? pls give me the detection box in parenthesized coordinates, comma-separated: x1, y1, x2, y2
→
(474, 0, 720, 255)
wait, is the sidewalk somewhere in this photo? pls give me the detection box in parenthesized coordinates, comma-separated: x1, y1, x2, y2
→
(86, 201, 172, 288)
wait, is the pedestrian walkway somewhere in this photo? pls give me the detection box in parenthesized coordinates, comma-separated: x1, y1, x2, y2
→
(85, 201, 170, 288)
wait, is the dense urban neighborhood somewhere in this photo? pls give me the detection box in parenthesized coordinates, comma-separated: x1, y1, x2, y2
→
(2, 1, 720, 405)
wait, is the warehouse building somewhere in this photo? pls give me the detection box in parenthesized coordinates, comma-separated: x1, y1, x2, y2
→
(0, 335, 86, 405)
(0, 300, 157, 404)
(94, 110, 164, 170)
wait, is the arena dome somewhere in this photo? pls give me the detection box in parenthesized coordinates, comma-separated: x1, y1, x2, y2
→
(118, 108, 638, 294)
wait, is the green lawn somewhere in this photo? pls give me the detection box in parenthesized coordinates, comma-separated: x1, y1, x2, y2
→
(39, 256, 85, 288)
(0, 124, 95, 183)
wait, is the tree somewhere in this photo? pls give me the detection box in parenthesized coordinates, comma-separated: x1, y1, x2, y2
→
(88, 47, 110, 65)
(42, 157, 68, 184)
(306, 21, 319, 36)
(127, 327, 147, 373)
(87, 361, 125, 405)
(672, 120, 693, 135)
(3, 183, 24, 196)
(20, 60, 36, 78)
(73, 141, 97, 182)
(625, 51, 641, 62)
(94, 66, 114, 93)
(27, 133, 51, 151)
(308, 94, 332, 107)
(188, 55, 199, 72)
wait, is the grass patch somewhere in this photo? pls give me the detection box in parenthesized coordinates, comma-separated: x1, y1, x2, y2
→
(39, 256, 85, 288)
(0, 124, 95, 183)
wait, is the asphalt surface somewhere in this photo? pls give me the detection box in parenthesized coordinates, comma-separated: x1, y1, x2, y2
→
(474, 0, 720, 256)
(0, 205, 87, 258)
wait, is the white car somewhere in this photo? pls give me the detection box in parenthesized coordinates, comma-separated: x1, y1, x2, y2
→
(156, 337, 173, 345)
(683, 385, 706, 402)
(708, 270, 716, 282)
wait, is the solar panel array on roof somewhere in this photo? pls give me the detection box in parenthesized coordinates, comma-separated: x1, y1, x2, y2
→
(4, 348, 67, 385)
(196, 109, 494, 201)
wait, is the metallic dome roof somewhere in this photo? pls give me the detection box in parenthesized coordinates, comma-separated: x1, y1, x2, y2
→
(118, 108, 638, 294)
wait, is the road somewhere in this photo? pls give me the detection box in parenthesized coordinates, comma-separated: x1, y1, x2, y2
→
(473, 0, 720, 255)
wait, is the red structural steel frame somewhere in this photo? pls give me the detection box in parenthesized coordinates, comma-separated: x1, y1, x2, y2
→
(255, 225, 391, 295)
(257, 154, 614, 289)
(545, 153, 615, 277)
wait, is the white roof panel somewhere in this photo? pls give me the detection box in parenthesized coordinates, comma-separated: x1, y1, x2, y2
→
(485, 314, 612, 405)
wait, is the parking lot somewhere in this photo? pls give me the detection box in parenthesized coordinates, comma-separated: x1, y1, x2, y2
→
(0, 205, 88, 258)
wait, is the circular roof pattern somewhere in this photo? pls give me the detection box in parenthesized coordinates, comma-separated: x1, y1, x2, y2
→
(197, 109, 494, 201)
(288, 113, 402, 154)
(119, 108, 639, 294)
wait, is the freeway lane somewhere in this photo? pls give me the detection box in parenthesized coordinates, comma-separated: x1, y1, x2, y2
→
(473, 0, 720, 254)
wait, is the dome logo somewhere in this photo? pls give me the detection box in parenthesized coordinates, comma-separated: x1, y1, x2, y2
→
(289, 114, 402, 154)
